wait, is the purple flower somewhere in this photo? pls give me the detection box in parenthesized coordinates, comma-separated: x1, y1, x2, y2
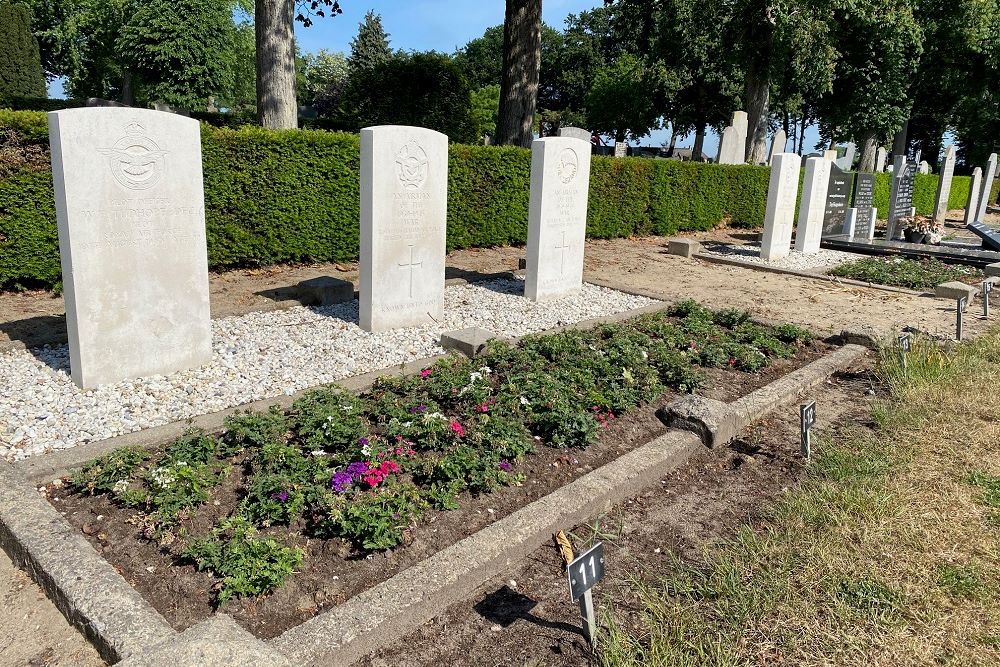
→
(331, 471, 353, 493)
(346, 461, 369, 478)
(271, 490, 290, 503)
(499, 460, 513, 472)
(410, 404, 427, 414)
(359, 437, 369, 447)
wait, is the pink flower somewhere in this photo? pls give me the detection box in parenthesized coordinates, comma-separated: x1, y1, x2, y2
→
(450, 421, 465, 437)
(420, 368, 432, 378)
(478, 401, 490, 413)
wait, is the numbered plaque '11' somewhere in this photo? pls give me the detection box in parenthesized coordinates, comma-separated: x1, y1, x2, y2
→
(526, 136, 592, 301)
(360, 126, 448, 332)
(568, 541, 605, 602)
(49, 108, 212, 389)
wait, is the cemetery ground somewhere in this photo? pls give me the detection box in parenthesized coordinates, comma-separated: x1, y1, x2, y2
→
(2, 234, 999, 666)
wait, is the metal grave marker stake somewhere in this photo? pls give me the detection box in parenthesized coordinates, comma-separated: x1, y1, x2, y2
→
(957, 296, 967, 341)
(567, 541, 605, 644)
(800, 401, 816, 459)
(984, 281, 993, 319)
(898, 334, 911, 369)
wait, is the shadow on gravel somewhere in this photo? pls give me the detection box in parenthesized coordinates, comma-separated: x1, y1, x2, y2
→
(474, 585, 583, 636)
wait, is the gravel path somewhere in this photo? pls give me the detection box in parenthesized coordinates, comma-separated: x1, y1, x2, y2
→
(700, 242, 857, 272)
(0, 279, 654, 461)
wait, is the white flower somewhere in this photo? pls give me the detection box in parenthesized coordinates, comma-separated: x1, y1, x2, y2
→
(519, 396, 530, 406)
(403, 421, 412, 427)
(341, 404, 354, 412)
(113, 479, 129, 495)
(469, 372, 483, 383)
(149, 466, 175, 488)
(311, 450, 327, 457)
(478, 366, 493, 375)
(361, 442, 372, 457)
(425, 411, 446, 421)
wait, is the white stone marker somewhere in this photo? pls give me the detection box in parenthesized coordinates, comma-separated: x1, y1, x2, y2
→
(934, 145, 957, 223)
(49, 108, 211, 389)
(359, 126, 447, 332)
(525, 136, 592, 301)
(760, 153, 802, 261)
(717, 111, 748, 165)
(843, 208, 858, 240)
(919, 160, 930, 174)
(876, 147, 888, 172)
(559, 126, 592, 143)
(976, 153, 998, 223)
(767, 129, 787, 164)
(965, 167, 983, 225)
(794, 157, 832, 254)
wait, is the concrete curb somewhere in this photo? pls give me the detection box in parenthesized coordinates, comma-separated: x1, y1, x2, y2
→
(19, 292, 667, 484)
(0, 463, 175, 664)
(268, 430, 703, 667)
(694, 252, 927, 297)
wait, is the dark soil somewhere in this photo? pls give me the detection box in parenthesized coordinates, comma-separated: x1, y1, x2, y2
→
(357, 358, 876, 667)
(45, 340, 832, 642)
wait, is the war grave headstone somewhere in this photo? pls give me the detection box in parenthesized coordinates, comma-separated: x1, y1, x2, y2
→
(851, 172, 877, 242)
(613, 142, 628, 158)
(835, 142, 856, 170)
(559, 126, 592, 143)
(794, 157, 832, 254)
(767, 129, 786, 163)
(965, 167, 983, 225)
(821, 163, 854, 238)
(975, 153, 998, 223)
(760, 153, 802, 261)
(876, 147, 888, 172)
(359, 125, 448, 332)
(934, 145, 957, 224)
(919, 161, 930, 174)
(49, 107, 211, 389)
(717, 111, 748, 165)
(525, 136, 592, 301)
(887, 156, 916, 239)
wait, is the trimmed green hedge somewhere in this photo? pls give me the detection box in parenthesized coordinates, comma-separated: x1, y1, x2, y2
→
(0, 107, 993, 290)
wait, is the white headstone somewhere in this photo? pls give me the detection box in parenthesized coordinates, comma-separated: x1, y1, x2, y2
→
(359, 126, 447, 332)
(844, 142, 857, 167)
(934, 145, 956, 223)
(767, 129, 787, 163)
(559, 126, 592, 143)
(525, 137, 592, 301)
(965, 167, 983, 225)
(976, 153, 998, 223)
(760, 152, 802, 261)
(794, 157, 832, 254)
(614, 141, 628, 158)
(823, 149, 839, 162)
(48, 108, 211, 389)
(918, 160, 930, 175)
(717, 111, 748, 165)
(843, 208, 858, 240)
(876, 147, 888, 172)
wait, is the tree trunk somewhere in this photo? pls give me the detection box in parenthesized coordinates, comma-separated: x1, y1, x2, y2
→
(858, 131, 878, 172)
(892, 118, 909, 158)
(496, 0, 542, 147)
(743, 61, 769, 164)
(798, 118, 806, 155)
(791, 117, 798, 154)
(256, 0, 298, 129)
(121, 71, 134, 106)
(693, 123, 706, 162)
(667, 126, 677, 157)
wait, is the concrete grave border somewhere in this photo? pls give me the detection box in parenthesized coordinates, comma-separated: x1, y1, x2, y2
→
(1, 335, 868, 665)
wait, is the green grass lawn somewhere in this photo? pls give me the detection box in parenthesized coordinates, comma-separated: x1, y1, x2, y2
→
(598, 331, 1000, 667)
(830, 257, 984, 290)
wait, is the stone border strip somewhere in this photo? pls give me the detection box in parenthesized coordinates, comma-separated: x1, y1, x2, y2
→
(19, 295, 670, 484)
(0, 462, 175, 664)
(695, 252, 926, 297)
(1, 339, 868, 667)
(269, 430, 704, 667)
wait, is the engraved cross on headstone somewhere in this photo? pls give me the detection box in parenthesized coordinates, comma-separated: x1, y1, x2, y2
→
(555, 232, 571, 276)
(398, 245, 423, 298)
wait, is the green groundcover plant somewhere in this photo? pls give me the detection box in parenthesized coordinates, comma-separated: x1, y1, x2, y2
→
(830, 257, 983, 290)
(69, 302, 813, 605)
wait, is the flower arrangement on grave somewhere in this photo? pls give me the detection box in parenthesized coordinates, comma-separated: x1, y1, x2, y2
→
(899, 215, 943, 244)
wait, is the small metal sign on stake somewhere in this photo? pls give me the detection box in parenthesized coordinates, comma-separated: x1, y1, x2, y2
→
(567, 541, 605, 645)
(984, 281, 993, 319)
(957, 296, 967, 341)
(800, 401, 816, 459)
(898, 334, 911, 369)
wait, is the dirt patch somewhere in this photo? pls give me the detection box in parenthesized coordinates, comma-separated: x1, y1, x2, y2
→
(358, 357, 876, 667)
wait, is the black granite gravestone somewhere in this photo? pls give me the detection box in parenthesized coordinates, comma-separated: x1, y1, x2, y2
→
(822, 164, 854, 237)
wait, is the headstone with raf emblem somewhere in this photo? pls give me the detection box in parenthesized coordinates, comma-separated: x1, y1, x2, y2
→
(525, 136, 592, 301)
(48, 108, 211, 389)
(359, 126, 448, 332)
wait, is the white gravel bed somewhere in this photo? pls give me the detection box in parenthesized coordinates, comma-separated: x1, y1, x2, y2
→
(1, 278, 655, 461)
(701, 242, 858, 272)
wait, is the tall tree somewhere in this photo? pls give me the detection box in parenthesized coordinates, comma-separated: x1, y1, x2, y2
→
(117, 0, 236, 109)
(298, 48, 349, 111)
(585, 53, 660, 141)
(0, 0, 47, 98)
(256, 0, 341, 129)
(496, 0, 542, 147)
(347, 10, 390, 74)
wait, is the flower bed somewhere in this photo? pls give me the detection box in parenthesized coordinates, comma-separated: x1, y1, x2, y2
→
(49, 301, 818, 637)
(829, 257, 984, 290)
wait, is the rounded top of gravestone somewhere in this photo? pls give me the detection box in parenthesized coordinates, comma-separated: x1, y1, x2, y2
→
(360, 125, 449, 141)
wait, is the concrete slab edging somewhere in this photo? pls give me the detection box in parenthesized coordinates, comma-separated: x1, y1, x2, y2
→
(0, 340, 868, 666)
